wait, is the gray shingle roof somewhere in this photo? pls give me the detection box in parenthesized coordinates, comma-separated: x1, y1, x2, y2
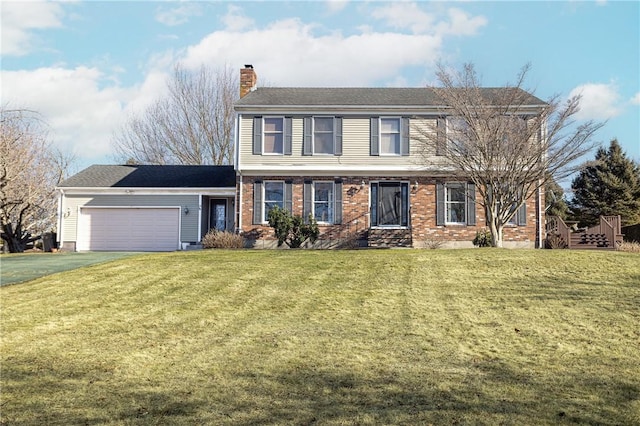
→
(234, 87, 546, 108)
(58, 165, 236, 188)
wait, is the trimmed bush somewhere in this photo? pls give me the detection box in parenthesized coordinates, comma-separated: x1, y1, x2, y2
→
(267, 206, 319, 248)
(201, 230, 245, 249)
(472, 229, 493, 247)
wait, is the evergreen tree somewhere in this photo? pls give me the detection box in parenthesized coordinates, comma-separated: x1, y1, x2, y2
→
(545, 176, 569, 219)
(570, 139, 640, 226)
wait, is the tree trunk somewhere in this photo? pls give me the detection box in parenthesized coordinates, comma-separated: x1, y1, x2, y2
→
(486, 212, 504, 248)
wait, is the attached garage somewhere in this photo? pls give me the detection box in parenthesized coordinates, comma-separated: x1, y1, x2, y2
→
(57, 165, 236, 252)
(77, 207, 180, 251)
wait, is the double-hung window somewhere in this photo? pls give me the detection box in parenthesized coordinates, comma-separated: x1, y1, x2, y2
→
(303, 117, 343, 156)
(445, 183, 467, 224)
(253, 180, 293, 224)
(380, 118, 401, 155)
(370, 117, 410, 156)
(263, 181, 284, 221)
(252, 116, 292, 155)
(303, 180, 343, 225)
(370, 182, 409, 227)
(263, 117, 284, 154)
(314, 117, 334, 154)
(436, 182, 476, 226)
(313, 182, 334, 223)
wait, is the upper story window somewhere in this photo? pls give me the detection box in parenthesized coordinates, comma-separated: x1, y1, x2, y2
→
(380, 118, 401, 155)
(303, 117, 343, 156)
(252, 116, 292, 156)
(370, 117, 410, 156)
(263, 117, 284, 154)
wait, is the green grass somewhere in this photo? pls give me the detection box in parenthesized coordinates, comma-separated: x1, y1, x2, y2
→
(1, 249, 639, 425)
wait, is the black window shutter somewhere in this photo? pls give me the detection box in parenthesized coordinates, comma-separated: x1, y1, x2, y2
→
(467, 183, 476, 226)
(284, 117, 292, 155)
(401, 182, 409, 226)
(303, 180, 312, 223)
(253, 181, 263, 224)
(436, 182, 445, 226)
(303, 117, 312, 156)
(253, 117, 262, 155)
(370, 117, 379, 156)
(334, 117, 343, 156)
(284, 181, 293, 213)
(370, 182, 378, 226)
(436, 117, 445, 156)
(334, 180, 343, 224)
(401, 117, 410, 156)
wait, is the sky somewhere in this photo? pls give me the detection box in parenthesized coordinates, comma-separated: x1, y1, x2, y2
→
(1, 0, 639, 176)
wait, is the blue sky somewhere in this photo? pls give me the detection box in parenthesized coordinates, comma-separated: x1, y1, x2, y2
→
(2, 1, 638, 176)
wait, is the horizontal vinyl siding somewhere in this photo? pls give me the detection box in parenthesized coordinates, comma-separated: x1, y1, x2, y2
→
(61, 194, 199, 242)
(239, 116, 436, 170)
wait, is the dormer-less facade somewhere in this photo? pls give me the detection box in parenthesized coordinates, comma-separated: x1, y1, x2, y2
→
(234, 65, 544, 248)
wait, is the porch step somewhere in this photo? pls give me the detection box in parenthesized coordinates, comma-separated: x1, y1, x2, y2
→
(368, 228, 412, 248)
(570, 232, 612, 249)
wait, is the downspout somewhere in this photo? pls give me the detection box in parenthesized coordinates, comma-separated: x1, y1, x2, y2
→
(237, 174, 243, 233)
(57, 189, 64, 248)
(198, 194, 202, 242)
(537, 183, 543, 249)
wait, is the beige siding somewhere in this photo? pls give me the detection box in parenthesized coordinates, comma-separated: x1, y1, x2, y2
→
(60, 194, 200, 243)
(238, 116, 440, 170)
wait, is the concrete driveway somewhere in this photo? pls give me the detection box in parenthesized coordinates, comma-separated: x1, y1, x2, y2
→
(0, 252, 141, 286)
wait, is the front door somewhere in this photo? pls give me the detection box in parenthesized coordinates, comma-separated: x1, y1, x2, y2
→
(210, 199, 227, 232)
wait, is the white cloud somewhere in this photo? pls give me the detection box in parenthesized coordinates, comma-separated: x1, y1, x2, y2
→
(0, 1, 65, 56)
(182, 18, 445, 86)
(325, 0, 349, 14)
(155, 3, 202, 26)
(221, 5, 254, 31)
(1, 67, 131, 165)
(370, 2, 436, 34)
(438, 8, 488, 36)
(631, 92, 640, 105)
(370, 3, 486, 36)
(569, 82, 622, 120)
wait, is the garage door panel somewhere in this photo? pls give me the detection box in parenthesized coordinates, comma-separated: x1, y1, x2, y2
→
(78, 208, 180, 251)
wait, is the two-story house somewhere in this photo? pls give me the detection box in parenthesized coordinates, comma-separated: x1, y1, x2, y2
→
(234, 65, 544, 248)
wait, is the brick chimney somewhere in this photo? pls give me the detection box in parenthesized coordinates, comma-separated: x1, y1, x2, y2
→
(240, 64, 257, 98)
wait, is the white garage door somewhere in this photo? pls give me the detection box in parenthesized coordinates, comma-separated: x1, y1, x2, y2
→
(77, 207, 180, 251)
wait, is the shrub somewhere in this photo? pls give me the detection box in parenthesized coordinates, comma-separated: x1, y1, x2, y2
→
(201, 230, 245, 249)
(423, 239, 445, 250)
(267, 206, 319, 248)
(617, 241, 640, 253)
(544, 233, 567, 249)
(472, 229, 493, 247)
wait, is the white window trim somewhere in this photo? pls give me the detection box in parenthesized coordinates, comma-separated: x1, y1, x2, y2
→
(312, 116, 335, 156)
(379, 117, 402, 156)
(262, 180, 285, 223)
(312, 181, 335, 225)
(262, 116, 285, 155)
(445, 182, 467, 226)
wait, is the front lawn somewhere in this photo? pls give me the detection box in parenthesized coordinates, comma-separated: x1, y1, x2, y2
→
(1, 249, 638, 424)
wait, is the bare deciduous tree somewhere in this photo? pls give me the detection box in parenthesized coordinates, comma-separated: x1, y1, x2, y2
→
(113, 63, 237, 165)
(415, 63, 604, 247)
(1, 108, 74, 252)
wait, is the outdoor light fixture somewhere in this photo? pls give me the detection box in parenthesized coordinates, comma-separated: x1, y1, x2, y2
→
(184, 207, 189, 215)
(360, 180, 365, 190)
(413, 181, 419, 191)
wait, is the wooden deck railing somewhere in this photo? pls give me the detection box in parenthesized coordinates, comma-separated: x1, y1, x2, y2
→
(546, 215, 623, 250)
